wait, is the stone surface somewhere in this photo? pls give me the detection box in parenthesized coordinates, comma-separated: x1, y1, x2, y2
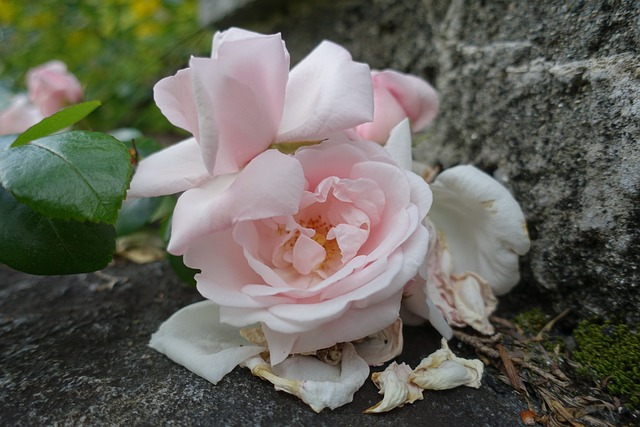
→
(0, 261, 526, 426)
(214, 0, 640, 325)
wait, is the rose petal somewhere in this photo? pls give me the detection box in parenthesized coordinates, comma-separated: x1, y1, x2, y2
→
(191, 32, 289, 175)
(353, 318, 403, 366)
(410, 338, 484, 390)
(292, 234, 326, 275)
(242, 342, 369, 412)
(149, 301, 265, 384)
(401, 274, 454, 339)
(168, 150, 304, 254)
(451, 272, 498, 335)
(365, 362, 423, 413)
(429, 165, 530, 294)
(278, 41, 373, 141)
(357, 85, 408, 144)
(372, 70, 439, 131)
(383, 118, 413, 171)
(153, 68, 201, 142)
(127, 137, 210, 198)
(254, 288, 404, 364)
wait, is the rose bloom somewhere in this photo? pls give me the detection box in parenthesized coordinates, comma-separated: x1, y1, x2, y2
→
(177, 137, 431, 364)
(129, 28, 432, 365)
(26, 60, 83, 116)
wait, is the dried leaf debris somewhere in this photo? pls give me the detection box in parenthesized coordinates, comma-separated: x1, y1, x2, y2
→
(450, 310, 622, 427)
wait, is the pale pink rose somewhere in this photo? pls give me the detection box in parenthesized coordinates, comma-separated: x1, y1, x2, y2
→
(174, 138, 431, 364)
(27, 60, 83, 116)
(148, 27, 373, 178)
(356, 70, 439, 144)
(0, 94, 43, 135)
(128, 28, 375, 244)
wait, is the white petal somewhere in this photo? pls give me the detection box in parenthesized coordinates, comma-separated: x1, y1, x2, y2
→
(242, 342, 369, 412)
(365, 362, 423, 413)
(383, 118, 413, 171)
(149, 301, 265, 384)
(429, 165, 530, 295)
(353, 318, 403, 366)
(410, 338, 484, 390)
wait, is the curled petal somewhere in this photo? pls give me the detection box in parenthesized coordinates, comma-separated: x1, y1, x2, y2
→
(154, 68, 200, 142)
(410, 338, 484, 390)
(148, 301, 265, 385)
(451, 272, 498, 335)
(353, 318, 403, 366)
(242, 342, 369, 412)
(429, 165, 530, 295)
(365, 362, 423, 413)
(127, 137, 210, 198)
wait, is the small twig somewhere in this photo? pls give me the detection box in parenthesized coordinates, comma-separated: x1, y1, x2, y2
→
(511, 358, 571, 387)
(453, 330, 499, 358)
(490, 315, 517, 329)
(534, 308, 571, 341)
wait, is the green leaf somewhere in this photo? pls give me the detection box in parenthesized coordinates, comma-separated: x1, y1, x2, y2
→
(0, 186, 116, 275)
(0, 130, 132, 224)
(115, 196, 165, 237)
(11, 100, 101, 147)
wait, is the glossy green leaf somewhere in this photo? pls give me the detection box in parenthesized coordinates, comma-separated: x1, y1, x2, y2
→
(0, 130, 132, 224)
(0, 186, 116, 275)
(11, 100, 101, 147)
(116, 196, 165, 237)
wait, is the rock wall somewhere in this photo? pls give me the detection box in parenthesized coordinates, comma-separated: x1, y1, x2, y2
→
(205, 0, 640, 324)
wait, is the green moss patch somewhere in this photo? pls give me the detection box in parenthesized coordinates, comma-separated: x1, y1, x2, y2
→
(573, 320, 640, 408)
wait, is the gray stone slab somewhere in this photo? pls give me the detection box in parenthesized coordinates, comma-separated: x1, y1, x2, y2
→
(0, 261, 527, 426)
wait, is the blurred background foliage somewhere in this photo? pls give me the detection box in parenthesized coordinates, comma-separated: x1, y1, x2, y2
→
(0, 0, 213, 134)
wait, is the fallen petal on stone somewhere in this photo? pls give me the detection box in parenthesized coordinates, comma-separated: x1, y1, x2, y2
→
(242, 342, 369, 412)
(365, 362, 423, 413)
(353, 318, 403, 366)
(410, 338, 484, 390)
(149, 301, 265, 384)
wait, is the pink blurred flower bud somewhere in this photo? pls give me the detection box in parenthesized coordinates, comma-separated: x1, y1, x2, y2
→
(27, 60, 83, 116)
(0, 94, 43, 135)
